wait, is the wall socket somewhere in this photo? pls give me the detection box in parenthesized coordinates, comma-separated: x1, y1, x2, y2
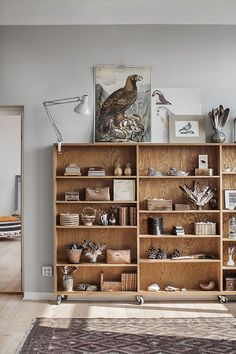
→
(41, 265, 53, 277)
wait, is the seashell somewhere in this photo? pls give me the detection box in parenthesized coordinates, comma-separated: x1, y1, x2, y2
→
(148, 283, 160, 292)
(199, 280, 215, 291)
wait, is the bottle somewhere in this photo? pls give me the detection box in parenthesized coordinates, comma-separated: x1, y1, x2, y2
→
(114, 161, 122, 176)
(229, 216, 236, 239)
(124, 162, 132, 176)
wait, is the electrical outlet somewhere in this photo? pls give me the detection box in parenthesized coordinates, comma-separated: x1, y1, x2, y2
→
(41, 266, 53, 277)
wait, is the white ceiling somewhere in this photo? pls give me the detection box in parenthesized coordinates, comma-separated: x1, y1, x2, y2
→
(0, 0, 236, 25)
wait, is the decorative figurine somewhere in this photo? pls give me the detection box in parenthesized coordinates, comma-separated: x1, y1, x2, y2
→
(83, 240, 106, 263)
(109, 213, 117, 225)
(147, 167, 164, 176)
(114, 161, 123, 176)
(226, 246, 235, 267)
(100, 212, 108, 226)
(179, 181, 215, 210)
(124, 162, 132, 176)
(208, 104, 230, 143)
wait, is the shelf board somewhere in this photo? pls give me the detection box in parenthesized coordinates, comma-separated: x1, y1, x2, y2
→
(222, 238, 236, 241)
(56, 200, 138, 204)
(140, 259, 220, 263)
(56, 291, 138, 296)
(139, 210, 220, 214)
(139, 234, 221, 239)
(222, 210, 236, 213)
(56, 176, 137, 179)
(57, 262, 137, 267)
(222, 266, 236, 270)
(56, 225, 137, 229)
(222, 172, 236, 175)
(139, 175, 220, 179)
(55, 290, 221, 296)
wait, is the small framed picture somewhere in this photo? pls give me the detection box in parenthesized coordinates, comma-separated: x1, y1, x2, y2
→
(113, 180, 136, 201)
(169, 115, 206, 143)
(198, 155, 208, 169)
(224, 189, 236, 210)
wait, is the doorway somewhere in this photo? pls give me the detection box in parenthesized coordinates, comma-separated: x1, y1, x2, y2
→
(0, 106, 23, 293)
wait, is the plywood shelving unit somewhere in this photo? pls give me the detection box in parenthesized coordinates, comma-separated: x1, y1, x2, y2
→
(53, 143, 236, 303)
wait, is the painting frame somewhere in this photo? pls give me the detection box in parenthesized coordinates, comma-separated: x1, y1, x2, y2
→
(169, 115, 206, 143)
(224, 189, 236, 210)
(94, 65, 151, 143)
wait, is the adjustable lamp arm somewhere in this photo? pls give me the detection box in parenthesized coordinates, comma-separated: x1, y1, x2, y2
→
(43, 95, 89, 154)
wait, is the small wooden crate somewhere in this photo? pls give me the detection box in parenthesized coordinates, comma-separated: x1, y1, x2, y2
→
(195, 168, 213, 176)
(175, 204, 190, 211)
(100, 272, 122, 292)
(147, 199, 172, 211)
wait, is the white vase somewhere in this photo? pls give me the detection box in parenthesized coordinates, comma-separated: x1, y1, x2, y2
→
(227, 255, 235, 267)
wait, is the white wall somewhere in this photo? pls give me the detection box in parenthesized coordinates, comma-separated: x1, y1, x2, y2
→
(0, 115, 21, 215)
(1, 0, 236, 25)
(0, 25, 236, 293)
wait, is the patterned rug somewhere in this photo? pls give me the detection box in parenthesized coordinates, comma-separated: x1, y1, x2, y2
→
(18, 317, 236, 353)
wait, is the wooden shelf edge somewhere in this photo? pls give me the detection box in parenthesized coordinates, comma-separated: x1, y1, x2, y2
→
(222, 266, 236, 270)
(56, 176, 137, 179)
(139, 234, 221, 238)
(56, 263, 138, 267)
(55, 290, 221, 296)
(56, 226, 137, 229)
(56, 200, 138, 204)
(139, 176, 220, 179)
(139, 210, 220, 214)
(140, 259, 221, 263)
(222, 238, 236, 241)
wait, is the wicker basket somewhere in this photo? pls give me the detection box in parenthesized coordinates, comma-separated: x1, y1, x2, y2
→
(60, 213, 79, 226)
(81, 207, 96, 226)
(66, 248, 82, 263)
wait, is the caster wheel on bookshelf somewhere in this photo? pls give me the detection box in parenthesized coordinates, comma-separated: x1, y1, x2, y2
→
(61, 295, 68, 301)
(136, 296, 144, 305)
(56, 295, 62, 305)
(218, 295, 229, 304)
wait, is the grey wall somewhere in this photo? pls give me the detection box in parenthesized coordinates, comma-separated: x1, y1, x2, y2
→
(0, 25, 236, 293)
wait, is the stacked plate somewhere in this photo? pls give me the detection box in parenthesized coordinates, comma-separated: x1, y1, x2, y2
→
(60, 213, 79, 226)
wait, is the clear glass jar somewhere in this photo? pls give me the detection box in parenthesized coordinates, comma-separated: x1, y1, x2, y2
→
(228, 216, 236, 239)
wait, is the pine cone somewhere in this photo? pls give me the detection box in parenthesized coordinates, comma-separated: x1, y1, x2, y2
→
(156, 248, 167, 259)
(171, 249, 181, 259)
(147, 246, 158, 259)
(77, 283, 87, 291)
(86, 284, 98, 292)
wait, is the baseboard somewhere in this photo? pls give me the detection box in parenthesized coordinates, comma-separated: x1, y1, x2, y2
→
(23, 292, 219, 302)
(23, 292, 55, 301)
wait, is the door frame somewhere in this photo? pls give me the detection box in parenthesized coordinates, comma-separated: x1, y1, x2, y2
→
(0, 106, 24, 293)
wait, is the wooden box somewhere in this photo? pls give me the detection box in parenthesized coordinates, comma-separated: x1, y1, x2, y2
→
(147, 199, 172, 211)
(100, 272, 122, 292)
(195, 168, 213, 176)
(175, 204, 190, 211)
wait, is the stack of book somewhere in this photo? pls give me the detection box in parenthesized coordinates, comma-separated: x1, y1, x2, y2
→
(88, 167, 105, 176)
(119, 207, 137, 226)
(172, 225, 185, 236)
(121, 273, 137, 291)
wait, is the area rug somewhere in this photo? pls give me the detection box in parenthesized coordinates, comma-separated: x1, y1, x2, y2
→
(17, 317, 236, 353)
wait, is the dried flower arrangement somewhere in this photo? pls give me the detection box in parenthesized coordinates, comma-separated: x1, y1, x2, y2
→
(83, 240, 106, 263)
(179, 181, 215, 210)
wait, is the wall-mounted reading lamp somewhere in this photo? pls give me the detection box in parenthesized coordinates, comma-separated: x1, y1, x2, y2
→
(43, 95, 90, 154)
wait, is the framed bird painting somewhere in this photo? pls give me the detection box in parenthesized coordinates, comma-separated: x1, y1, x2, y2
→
(94, 66, 151, 143)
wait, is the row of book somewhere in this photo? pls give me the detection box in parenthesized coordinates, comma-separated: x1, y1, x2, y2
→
(121, 273, 137, 291)
(119, 207, 137, 226)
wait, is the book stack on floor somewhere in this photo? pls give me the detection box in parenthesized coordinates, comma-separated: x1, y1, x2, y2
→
(119, 207, 137, 225)
(121, 273, 137, 291)
(88, 167, 105, 176)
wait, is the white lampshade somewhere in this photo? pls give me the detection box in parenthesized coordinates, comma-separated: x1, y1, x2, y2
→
(74, 95, 90, 115)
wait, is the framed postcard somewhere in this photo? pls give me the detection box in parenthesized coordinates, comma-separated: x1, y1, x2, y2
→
(94, 66, 151, 143)
(113, 180, 136, 201)
(224, 189, 236, 210)
(169, 115, 206, 143)
(198, 155, 208, 169)
(151, 88, 202, 142)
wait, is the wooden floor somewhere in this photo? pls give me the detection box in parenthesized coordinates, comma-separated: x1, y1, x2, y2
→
(0, 294, 236, 353)
(0, 239, 21, 292)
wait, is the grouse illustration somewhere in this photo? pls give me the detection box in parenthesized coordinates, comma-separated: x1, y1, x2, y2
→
(179, 122, 194, 134)
(98, 74, 143, 132)
(152, 89, 171, 105)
